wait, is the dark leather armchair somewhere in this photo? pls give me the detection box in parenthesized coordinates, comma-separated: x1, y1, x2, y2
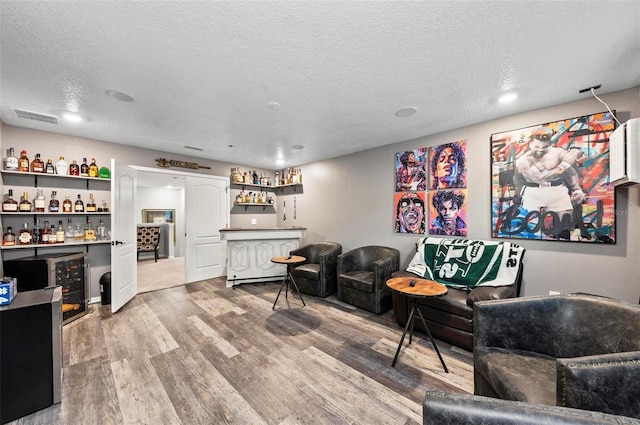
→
(474, 294, 640, 419)
(423, 391, 639, 425)
(289, 241, 342, 297)
(337, 245, 399, 314)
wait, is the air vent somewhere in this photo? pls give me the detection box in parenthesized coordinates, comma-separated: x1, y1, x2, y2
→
(11, 108, 58, 124)
(183, 145, 204, 151)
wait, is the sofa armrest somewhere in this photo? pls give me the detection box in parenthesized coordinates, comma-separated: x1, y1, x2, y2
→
(423, 391, 637, 425)
(557, 351, 640, 419)
(466, 284, 517, 306)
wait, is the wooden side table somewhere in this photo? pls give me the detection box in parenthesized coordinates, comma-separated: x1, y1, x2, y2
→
(386, 276, 449, 372)
(271, 255, 307, 309)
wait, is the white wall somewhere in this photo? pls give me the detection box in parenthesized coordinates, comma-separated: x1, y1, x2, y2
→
(289, 87, 640, 303)
(136, 186, 184, 257)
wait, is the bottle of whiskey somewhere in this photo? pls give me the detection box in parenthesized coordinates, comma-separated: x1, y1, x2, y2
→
(69, 160, 80, 176)
(49, 191, 59, 212)
(86, 193, 97, 212)
(56, 156, 68, 175)
(18, 222, 32, 245)
(48, 224, 57, 244)
(56, 220, 65, 243)
(33, 189, 46, 212)
(62, 196, 73, 213)
(30, 153, 44, 173)
(32, 218, 42, 244)
(2, 189, 18, 212)
(74, 194, 84, 212)
(84, 219, 96, 241)
(74, 223, 84, 241)
(89, 158, 99, 177)
(80, 158, 89, 177)
(45, 158, 56, 174)
(18, 150, 30, 172)
(5, 148, 19, 171)
(41, 220, 51, 243)
(19, 191, 32, 212)
(2, 226, 16, 246)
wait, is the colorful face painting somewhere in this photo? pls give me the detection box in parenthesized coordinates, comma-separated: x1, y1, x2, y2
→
(490, 111, 616, 243)
(394, 192, 426, 233)
(395, 148, 427, 192)
(429, 141, 467, 189)
(428, 189, 467, 237)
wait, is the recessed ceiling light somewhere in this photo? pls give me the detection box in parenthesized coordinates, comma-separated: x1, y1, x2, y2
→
(104, 89, 135, 102)
(291, 144, 304, 150)
(62, 112, 83, 123)
(267, 101, 281, 109)
(395, 106, 419, 117)
(498, 93, 518, 104)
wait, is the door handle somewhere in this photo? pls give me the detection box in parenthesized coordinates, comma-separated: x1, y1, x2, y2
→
(111, 240, 125, 245)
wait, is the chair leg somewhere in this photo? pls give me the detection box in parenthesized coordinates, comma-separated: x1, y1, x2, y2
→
(154, 248, 158, 262)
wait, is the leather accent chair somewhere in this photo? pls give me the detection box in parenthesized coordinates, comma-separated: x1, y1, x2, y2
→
(474, 293, 640, 419)
(337, 246, 399, 314)
(137, 226, 161, 262)
(289, 242, 342, 297)
(423, 391, 639, 425)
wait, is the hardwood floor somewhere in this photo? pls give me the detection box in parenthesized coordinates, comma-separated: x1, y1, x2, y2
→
(10, 278, 473, 424)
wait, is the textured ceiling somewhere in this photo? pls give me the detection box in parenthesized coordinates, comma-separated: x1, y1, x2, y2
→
(1, 1, 639, 169)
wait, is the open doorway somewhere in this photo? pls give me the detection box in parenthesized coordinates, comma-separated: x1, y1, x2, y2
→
(135, 170, 186, 293)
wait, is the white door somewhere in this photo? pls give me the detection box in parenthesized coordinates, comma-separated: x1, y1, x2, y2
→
(185, 175, 228, 283)
(110, 159, 137, 312)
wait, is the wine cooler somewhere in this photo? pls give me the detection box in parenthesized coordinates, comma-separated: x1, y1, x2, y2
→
(3, 252, 89, 324)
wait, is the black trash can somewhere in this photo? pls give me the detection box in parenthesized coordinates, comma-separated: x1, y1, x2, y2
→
(100, 272, 111, 305)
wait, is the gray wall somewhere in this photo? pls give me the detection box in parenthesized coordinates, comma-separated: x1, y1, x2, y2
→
(1, 86, 639, 303)
(288, 87, 640, 303)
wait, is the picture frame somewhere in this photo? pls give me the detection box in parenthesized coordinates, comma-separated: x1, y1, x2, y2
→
(142, 209, 175, 224)
(490, 111, 616, 243)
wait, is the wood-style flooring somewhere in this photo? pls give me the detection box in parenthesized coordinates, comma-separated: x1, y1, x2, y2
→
(10, 278, 473, 425)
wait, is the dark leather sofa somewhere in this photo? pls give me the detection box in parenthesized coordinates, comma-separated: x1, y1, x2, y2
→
(474, 294, 640, 419)
(423, 391, 640, 425)
(392, 238, 524, 351)
(289, 241, 342, 297)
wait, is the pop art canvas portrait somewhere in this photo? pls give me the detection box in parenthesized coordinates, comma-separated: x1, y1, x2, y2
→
(428, 189, 467, 236)
(490, 111, 616, 243)
(395, 148, 427, 191)
(394, 192, 426, 234)
(429, 141, 467, 190)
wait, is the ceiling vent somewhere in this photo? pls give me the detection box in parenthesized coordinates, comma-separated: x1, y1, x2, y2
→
(11, 108, 58, 125)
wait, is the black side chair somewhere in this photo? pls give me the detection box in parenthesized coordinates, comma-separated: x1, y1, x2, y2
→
(137, 226, 161, 262)
(289, 241, 342, 297)
(337, 245, 399, 314)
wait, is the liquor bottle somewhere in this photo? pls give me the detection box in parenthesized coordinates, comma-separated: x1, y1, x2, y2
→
(45, 158, 56, 174)
(65, 218, 74, 240)
(5, 147, 19, 171)
(2, 226, 16, 246)
(56, 220, 65, 243)
(56, 156, 68, 175)
(84, 219, 96, 241)
(19, 191, 32, 212)
(86, 193, 97, 212)
(41, 220, 51, 243)
(89, 158, 99, 177)
(32, 218, 42, 244)
(30, 153, 45, 173)
(69, 160, 80, 176)
(97, 219, 107, 241)
(74, 223, 84, 241)
(18, 150, 30, 172)
(74, 194, 84, 212)
(62, 196, 73, 213)
(18, 222, 32, 245)
(2, 189, 18, 212)
(33, 189, 46, 212)
(49, 191, 59, 212)
(80, 158, 89, 177)
(48, 224, 57, 244)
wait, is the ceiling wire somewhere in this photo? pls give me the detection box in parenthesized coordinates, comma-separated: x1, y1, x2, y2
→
(590, 88, 622, 127)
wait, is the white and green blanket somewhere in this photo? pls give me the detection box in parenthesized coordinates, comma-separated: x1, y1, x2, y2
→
(406, 237, 524, 289)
